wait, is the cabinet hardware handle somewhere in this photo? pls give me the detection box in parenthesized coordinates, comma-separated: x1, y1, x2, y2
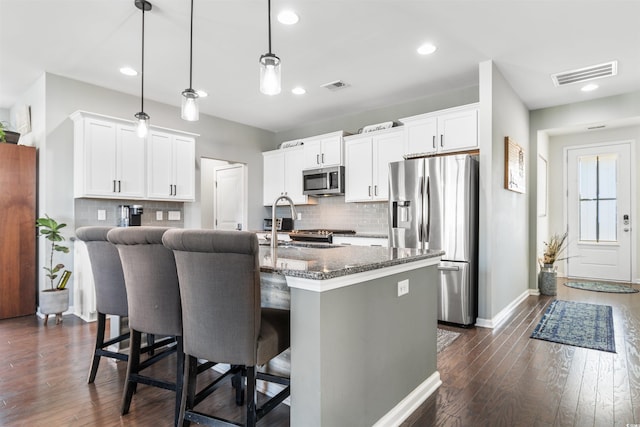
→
(440, 135, 444, 147)
(169, 185, 173, 196)
(374, 185, 378, 196)
(316, 154, 320, 164)
(321, 153, 325, 163)
(173, 184, 177, 196)
(113, 180, 116, 193)
(432, 135, 436, 149)
(118, 180, 121, 193)
(368, 186, 372, 196)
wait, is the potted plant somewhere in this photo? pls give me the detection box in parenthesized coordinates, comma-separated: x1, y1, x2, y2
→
(0, 121, 21, 144)
(36, 215, 71, 324)
(538, 231, 568, 296)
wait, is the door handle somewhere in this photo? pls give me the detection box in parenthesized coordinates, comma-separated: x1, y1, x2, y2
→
(321, 153, 325, 164)
(438, 265, 460, 271)
(432, 135, 436, 149)
(113, 180, 117, 193)
(316, 154, 320, 164)
(440, 134, 444, 147)
(368, 186, 372, 197)
(118, 180, 122, 193)
(374, 185, 378, 196)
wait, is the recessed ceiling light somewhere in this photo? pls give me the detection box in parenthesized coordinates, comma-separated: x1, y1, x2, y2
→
(277, 10, 299, 25)
(195, 90, 208, 98)
(292, 87, 306, 95)
(120, 67, 138, 76)
(581, 83, 599, 92)
(417, 43, 437, 55)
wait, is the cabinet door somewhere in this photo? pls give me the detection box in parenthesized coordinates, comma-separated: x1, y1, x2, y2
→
(116, 125, 145, 198)
(83, 119, 118, 196)
(438, 108, 478, 153)
(263, 151, 285, 205)
(303, 139, 322, 169)
(320, 135, 342, 166)
(147, 131, 174, 199)
(404, 116, 437, 156)
(345, 137, 373, 202)
(284, 147, 307, 204)
(373, 131, 404, 201)
(173, 135, 195, 201)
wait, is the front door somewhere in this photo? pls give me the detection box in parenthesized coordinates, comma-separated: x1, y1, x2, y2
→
(213, 164, 246, 231)
(566, 142, 632, 282)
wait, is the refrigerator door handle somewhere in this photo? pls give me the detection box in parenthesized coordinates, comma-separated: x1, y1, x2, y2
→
(424, 176, 430, 243)
(437, 265, 460, 271)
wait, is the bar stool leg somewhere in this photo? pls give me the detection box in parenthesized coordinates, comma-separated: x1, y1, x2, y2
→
(88, 313, 106, 383)
(121, 329, 141, 415)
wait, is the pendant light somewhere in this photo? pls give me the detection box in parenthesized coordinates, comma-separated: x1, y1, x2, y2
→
(181, 0, 199, 121)
(134, 0, 152, 138)
(259, 0, 281, 95)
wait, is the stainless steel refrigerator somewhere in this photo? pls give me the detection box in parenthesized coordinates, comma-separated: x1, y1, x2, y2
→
(388, 154, 479, 326)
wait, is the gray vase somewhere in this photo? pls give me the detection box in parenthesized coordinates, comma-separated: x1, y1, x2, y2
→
(538, 264, 557, 296)
(39, 288, 69, 324)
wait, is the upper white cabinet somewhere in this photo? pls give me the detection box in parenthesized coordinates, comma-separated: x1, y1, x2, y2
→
(302, 131, 345, 169)
(401, 103, 479, 156)
(147, 130, 196, 201)
(344, 128, 405, 202)
(263, 147, 308, 206)
(71, 111, 146, 199)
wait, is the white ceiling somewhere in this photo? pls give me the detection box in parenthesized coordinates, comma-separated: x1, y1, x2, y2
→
(2, 0, 639, 133)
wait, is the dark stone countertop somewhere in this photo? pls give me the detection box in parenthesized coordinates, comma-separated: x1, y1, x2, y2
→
(258, 242, 443, 280)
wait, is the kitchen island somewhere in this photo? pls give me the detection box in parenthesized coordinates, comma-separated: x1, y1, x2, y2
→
(258, 243, 444, 427)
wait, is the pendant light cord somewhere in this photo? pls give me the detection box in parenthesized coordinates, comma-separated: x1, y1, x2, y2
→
(189, 0, 194, 89)
(267, 0, 272, 54)
(141, 4, 145, 112)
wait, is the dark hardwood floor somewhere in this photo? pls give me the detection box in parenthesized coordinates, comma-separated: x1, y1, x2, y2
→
(403, 278, 640, 427)
(1, 278, 638, 426)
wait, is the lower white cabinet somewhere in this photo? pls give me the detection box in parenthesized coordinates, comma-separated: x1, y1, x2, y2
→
(333, 236, 388, 247)
(263, 147, 308, 206)
(344, 128, 405, 202)
(147, 131, 195, 201)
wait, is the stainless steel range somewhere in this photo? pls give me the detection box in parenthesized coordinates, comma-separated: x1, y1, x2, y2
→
(289, 229, 355, 244)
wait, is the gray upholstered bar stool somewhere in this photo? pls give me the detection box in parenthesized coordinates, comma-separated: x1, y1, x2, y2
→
(163, 229, 291, 427)
(76, 226, 131, 383)
(107, 226, 185, 426)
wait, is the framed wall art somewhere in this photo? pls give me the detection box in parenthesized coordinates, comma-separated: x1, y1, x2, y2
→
(504, 136, 525, 193)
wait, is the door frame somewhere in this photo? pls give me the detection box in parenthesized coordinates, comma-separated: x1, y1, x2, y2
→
(562, 140, 637, 283)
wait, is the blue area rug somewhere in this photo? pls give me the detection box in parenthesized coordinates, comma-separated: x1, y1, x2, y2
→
(531, 300, 615, 353)
(564, 281, 638, 294)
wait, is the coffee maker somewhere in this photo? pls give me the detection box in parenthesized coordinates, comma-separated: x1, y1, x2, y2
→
(117, 204, 144, 227)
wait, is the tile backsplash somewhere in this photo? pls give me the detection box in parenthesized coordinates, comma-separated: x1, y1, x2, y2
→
(265, 196, 388, 234)
(74, 198, 185, 229)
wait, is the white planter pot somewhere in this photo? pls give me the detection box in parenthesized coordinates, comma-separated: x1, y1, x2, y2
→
(39, 288, 69, 325)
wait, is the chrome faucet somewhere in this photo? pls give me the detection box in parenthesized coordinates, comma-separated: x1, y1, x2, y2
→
(271, 195, 297, 248)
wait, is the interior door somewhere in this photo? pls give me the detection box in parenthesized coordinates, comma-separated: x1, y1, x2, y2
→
(214, 164, 246, 230)
(566, 142, 632, 281)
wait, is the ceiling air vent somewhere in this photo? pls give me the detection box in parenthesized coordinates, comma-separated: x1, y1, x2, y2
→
(321, 80, 350, 91)
(551, 61, 617, 87)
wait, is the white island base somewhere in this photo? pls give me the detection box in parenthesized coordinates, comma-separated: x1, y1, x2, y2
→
(285, 257, 442, 427)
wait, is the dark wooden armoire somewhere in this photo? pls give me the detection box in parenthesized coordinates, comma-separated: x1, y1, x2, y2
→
(0, 143, 36, 319)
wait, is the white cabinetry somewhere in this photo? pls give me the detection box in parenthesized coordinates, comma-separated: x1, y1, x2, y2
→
(147, 130, 196, 201)
(71, 111, 146, 199)
(344, 128, 405, 202)
(263, 147, 308, 206)
(302, 131, 345, 169)
(333, 236, 388, 247)
(401, 103, 478, 156)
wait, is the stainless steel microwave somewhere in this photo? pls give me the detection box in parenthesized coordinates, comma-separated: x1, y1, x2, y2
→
(303, 166, 345, 196)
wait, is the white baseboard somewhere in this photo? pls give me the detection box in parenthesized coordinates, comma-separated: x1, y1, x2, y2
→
(529, 288, 540, 296)
(475, 289, 530, 329)
(373, 370, 442, 427)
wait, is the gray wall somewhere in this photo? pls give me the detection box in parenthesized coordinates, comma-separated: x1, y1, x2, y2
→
(478, 61, 530, 323)
(529, 90, 640, 287)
